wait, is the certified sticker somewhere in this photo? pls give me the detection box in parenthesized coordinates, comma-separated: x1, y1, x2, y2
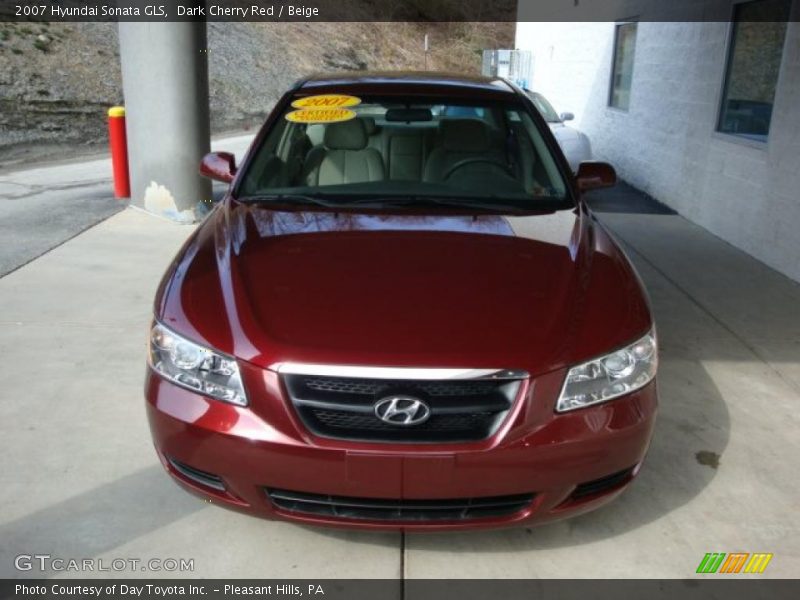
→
(285, 108, 357, 124)
(291, 94, 362, 109)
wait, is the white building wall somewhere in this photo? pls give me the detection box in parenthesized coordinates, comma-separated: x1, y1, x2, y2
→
(516, 21, 800, 282)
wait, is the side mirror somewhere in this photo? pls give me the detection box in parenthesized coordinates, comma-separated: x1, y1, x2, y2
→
(575, 161, 616, 192)
(200, 152, 236, 183)
(560, 111, 575, 122)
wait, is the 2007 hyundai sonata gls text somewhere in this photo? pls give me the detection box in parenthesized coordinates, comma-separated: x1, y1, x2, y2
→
(145, 72, 657, 530)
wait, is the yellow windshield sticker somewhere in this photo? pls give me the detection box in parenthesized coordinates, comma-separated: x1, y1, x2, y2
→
(291, 94, 362, 109)
(285, 108, 357, 124)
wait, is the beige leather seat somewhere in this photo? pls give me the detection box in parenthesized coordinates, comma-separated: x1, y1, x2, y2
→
(302, 119, 385, 186)
(423, 119, 503, 183)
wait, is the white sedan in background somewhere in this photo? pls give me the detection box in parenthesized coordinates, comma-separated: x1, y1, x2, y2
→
(526, 90, 592, 172)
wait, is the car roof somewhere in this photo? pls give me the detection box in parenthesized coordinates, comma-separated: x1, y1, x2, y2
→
(296, 71, 520, 100)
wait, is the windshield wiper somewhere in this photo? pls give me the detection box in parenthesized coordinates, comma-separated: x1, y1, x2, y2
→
(236, 193, 344, 208)
(343, 195, 538, 212)
(237, 193, 556, 212)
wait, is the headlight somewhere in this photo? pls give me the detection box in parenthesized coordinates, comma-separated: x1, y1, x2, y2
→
(148, 321, 247, 406)
(556, 330, 657, 412)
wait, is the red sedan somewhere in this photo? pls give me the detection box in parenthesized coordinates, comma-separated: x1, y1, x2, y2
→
(146, 72, 657, 530)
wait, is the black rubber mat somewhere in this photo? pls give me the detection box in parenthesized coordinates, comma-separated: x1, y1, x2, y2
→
(585, 181, 677, 215)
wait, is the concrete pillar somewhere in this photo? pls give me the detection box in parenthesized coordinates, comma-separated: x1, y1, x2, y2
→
(118, 22, 211, 220)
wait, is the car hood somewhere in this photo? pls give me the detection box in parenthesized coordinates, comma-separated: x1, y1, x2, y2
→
(158, 200, 651, 376)
(548, 123, 582, 143)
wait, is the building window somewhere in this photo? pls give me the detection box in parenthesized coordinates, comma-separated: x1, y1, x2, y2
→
(717, 0, 791, 142)
(609, 22, 638, 110)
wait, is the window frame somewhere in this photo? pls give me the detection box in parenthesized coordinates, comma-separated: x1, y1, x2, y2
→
(608, 20, 639, 112)
(714, 0, 792, 146)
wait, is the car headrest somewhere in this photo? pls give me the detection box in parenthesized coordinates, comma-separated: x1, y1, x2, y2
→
(324, 119, 368, 150)
(360, 117, 378, 136)
(440, 119, 490, 153)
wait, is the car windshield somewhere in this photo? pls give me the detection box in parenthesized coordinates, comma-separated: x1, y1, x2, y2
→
(526, 91, 561, 123)
(237, 93, 570, 210)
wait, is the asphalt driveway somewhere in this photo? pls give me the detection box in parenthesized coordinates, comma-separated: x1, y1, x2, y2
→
(0, 134, 252, 277)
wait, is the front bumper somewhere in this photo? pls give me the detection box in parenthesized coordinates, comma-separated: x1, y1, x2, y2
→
(145, 364, 657, 531)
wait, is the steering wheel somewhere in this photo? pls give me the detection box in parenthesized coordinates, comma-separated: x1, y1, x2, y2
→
(442, 157, 513, 181)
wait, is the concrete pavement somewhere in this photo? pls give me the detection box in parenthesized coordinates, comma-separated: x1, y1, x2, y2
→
(0, 208, 400, 579)
(0, 193, 798, 578)
(405, 211, 800, 577)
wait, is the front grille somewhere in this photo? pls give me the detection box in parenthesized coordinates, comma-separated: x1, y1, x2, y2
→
(305, 377, 499, 397)
(266, 488, 535, 522)
(283, 372, 525, 443)
(571, 467, 634, 499)
(305, 378, 386, 395)
(313, 409, 495, 432)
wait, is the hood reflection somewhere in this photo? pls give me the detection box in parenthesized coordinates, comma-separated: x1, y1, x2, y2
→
(243, 208, 516, 243)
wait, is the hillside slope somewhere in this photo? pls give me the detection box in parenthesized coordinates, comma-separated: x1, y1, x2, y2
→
(0, 21, 513, 167)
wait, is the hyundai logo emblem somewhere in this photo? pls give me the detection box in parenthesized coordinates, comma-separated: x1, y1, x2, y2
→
(374, 395, 431, 426)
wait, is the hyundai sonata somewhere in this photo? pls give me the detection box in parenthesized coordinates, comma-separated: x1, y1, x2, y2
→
(146, 71, 657, 530)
